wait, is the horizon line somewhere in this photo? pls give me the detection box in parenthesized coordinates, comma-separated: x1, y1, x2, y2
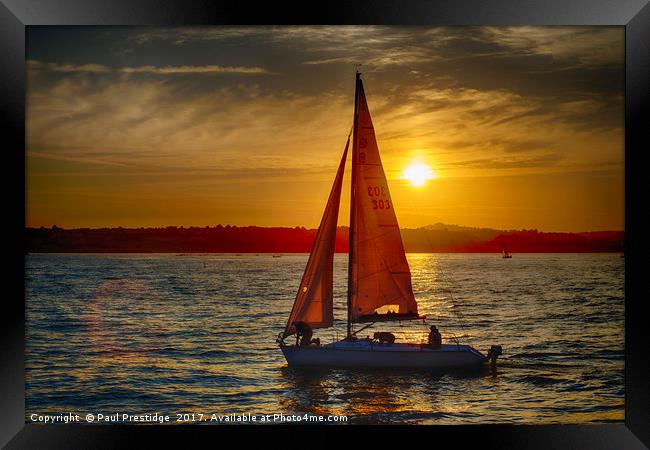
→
(26, 223, 625, 234)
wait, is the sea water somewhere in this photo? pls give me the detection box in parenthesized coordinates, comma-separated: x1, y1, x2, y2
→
(25, 253, 624, 424)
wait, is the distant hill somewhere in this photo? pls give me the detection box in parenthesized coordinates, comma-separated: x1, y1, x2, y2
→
(25, 225, 624, 253)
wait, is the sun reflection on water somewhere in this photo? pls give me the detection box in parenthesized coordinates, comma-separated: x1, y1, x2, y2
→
(26, 253, 624, 424)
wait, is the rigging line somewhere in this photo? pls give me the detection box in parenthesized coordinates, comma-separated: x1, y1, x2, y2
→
(439, 264, 471, 345)
(418, 230, 472, 346)
(395, 190, 440, 345)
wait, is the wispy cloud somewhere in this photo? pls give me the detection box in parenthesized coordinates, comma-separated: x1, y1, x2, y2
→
(28, 60, 111, 73)
(443, 152, 563, 170)
(27, 74, 352, 175)
(482, 26, 624, 67)
(27, 150, 130, 167)
(128, 26, 403, 47)
(303, 47, 439, 68)
(123, 26, 623, 70)
(128, 26, 446, 69)
(26, 64, 622, 178)
(28, 60, 271, 76)
(119, 65, 272, 75)
(25, 26, 624, 230)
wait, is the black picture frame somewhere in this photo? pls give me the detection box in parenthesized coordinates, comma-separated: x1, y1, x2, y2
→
(2, 0, 648, 448)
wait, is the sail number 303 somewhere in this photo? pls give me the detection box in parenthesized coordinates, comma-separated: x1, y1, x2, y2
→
(367, 185, 390, 210)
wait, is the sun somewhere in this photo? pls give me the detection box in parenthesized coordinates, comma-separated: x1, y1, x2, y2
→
(403, 162, 435, 187)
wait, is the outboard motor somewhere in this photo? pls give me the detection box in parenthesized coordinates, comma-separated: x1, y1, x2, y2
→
(487, 345, 502, 367)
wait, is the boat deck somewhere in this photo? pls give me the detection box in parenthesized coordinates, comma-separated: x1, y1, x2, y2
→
(319, 340, 484, 355)
(281, 339, 487, 368)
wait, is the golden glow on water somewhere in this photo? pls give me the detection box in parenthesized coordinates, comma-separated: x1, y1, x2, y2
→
(26, 253, 624, 424)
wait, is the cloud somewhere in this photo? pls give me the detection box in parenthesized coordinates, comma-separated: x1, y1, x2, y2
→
(28, 60, 111, 73)
(128, 27, 270, 45)
(443, 153, 563, 170)
(119, 65, 272, 75)
(28, 60, 271, 76)
(558, 99, 605, 115)
(128, 26, 446, 69)
(26, 74, 352, 177)
(27, 150, 129, 167)
(24, 26, 625, 230)
(26, 27, 624, 179)
(26, 49, 623, 182)
(302, 47, 439, 68)
(128, 26, 403, 47)
(482, 26, 624, 67)
(124, 26, 623, 70)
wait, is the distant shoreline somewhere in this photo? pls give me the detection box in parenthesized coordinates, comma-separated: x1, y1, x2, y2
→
(26, 251, 624, 255)
(26, 225, 624, 254)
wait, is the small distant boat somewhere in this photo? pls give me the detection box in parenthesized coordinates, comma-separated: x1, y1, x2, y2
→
(272, 254, 282, 258)
(277, 71, 502, 369)
(501, 244, 512, 259)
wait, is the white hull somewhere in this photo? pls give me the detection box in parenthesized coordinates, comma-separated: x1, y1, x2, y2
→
(280, 340, 487, 369)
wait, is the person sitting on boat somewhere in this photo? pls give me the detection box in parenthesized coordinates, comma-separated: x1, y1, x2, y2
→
(428, 325, 442, 349)
(292, 321, 313, 347)
(373, 331, 396, 345)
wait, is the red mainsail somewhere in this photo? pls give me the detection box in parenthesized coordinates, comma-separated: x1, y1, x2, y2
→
(348, 75, 419, 323)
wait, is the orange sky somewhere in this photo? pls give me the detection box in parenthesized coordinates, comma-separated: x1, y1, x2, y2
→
(26, 26, 624, 232)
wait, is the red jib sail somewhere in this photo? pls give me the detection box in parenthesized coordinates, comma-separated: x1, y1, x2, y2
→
(284, 138, 349, 336)
(349, 75, 419, 323)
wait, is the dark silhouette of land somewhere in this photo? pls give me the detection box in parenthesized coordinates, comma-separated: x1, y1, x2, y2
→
(26, 223, 624, 253)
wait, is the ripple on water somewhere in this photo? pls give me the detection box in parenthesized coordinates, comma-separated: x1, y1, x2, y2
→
(25, 253, 624, 424)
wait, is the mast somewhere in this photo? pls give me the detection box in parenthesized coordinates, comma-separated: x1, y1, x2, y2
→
(347, 70, 361, 339)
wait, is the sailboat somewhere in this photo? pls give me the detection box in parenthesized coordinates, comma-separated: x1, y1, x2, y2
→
(502, 244, 512, 259)
(277, 72, 502, 369)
